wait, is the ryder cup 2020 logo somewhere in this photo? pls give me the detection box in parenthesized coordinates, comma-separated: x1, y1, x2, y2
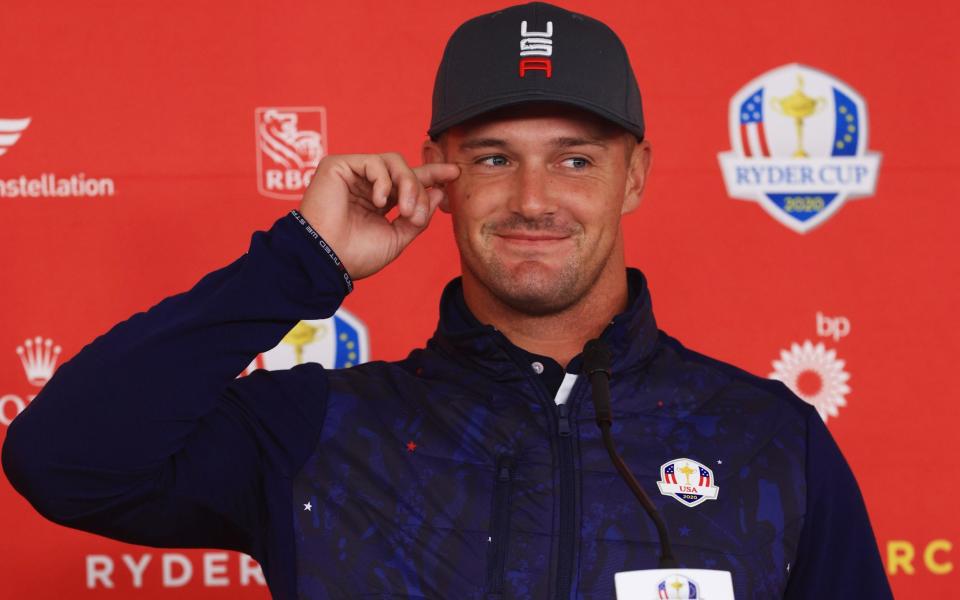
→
(255, 107, 326, 200)
(718, 64, 881, 233)
(657, 458, 719, 508)
(241, 310, 368, 375)
(658, 574, 700, 599)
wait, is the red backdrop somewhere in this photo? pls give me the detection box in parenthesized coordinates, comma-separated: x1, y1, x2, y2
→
(1, 1, 957, 597)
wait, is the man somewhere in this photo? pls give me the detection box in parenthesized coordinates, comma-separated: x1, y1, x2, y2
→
(3, 2, 891, 598)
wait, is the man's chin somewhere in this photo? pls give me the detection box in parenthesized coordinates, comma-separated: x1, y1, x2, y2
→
(487, 263, 581, 316)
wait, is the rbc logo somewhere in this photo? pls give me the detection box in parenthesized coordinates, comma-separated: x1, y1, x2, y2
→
(718, 64, 881, 233)
(255, 107, 326, 200)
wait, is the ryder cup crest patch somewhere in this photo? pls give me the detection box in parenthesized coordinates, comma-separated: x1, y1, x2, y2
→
(717, 64, 881, 234)
(657, 458, 719, 508)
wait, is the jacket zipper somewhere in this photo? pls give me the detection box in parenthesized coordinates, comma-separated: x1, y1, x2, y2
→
(486, 453, 515, 599)
(555, 394, 576, 600)
(491, 330, 579, 600)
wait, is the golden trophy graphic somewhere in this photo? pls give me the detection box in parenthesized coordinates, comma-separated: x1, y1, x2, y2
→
(281, 321, 325, 365)
(771, 75, 825, 158)
(679, 463, 695, 485)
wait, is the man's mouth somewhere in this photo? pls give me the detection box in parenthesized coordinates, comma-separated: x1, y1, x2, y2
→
(495, 232, 571, 242)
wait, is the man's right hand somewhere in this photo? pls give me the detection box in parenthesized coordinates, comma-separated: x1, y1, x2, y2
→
(297, 153, 460, 280)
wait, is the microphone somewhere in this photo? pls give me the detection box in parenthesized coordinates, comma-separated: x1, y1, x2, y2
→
(582, 338, 678, 569)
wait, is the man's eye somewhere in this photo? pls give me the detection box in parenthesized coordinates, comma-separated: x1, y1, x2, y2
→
(563, 157, 591, 169)
(478, 155, 509, 167)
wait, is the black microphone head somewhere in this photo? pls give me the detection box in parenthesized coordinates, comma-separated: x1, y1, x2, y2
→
(582, 338, 612, 376)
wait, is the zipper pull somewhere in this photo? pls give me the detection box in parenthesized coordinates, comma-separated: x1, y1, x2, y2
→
(557, 402, 571, 436)
(497, 455, 514, 481)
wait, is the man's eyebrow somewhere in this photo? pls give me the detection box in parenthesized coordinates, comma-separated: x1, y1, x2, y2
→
(458, 138, 508, 151)
(457, 136, 610, 151)
(551, 136, 609, 149)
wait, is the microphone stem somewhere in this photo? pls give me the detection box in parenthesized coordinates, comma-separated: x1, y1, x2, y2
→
(597, 421, 678, 568)
(590, 371, 678, 569)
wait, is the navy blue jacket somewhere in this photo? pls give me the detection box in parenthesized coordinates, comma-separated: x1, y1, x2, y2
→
(2, 212, 892, 599)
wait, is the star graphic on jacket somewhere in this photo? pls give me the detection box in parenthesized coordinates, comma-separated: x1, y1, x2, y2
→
(406, 440, 417, 452)
(303, 501, 312, 511)
(678, 525, 691, 537)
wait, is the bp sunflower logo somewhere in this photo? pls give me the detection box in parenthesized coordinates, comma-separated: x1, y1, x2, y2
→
(769, 340, 850, 422)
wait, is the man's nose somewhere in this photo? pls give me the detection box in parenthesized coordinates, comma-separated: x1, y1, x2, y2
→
(507, 163, 555, 218)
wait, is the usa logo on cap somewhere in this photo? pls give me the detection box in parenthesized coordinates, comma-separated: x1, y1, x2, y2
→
(657, 458, 719, 508)
(717, 64, 881, 233)
(519, 20, 553, 78)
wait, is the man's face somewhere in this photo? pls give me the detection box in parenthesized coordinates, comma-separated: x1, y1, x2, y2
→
(424, 103, 650, 316)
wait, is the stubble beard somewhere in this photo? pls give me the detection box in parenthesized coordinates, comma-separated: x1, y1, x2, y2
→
(466, 226, 608, 317)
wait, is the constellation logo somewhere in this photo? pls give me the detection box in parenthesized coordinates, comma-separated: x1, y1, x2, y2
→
(0, 116, 117, 199)
(0, 117, 31, 157)
(1, 337, 63, 427)
(255, 107, 326, 200)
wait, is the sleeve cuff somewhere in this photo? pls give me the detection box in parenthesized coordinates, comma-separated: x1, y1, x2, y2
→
(287, 210, 354, 295)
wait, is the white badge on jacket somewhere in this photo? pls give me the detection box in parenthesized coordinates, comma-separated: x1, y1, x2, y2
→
(614, 568, 735, 599)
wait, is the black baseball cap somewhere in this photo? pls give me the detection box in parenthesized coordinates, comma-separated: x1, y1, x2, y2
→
(428, 2, 644, 141)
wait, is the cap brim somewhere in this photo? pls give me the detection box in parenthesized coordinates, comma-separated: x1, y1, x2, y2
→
(427, 91, 645, 140)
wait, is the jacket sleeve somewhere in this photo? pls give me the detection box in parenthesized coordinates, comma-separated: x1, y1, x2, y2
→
(783, 410, 893, 598)
(1, 211, 347, 558)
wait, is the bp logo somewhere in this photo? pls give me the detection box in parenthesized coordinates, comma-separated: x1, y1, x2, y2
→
(718, 64, 881, 233)
(658, 574, 700, 599)
(770, 340, 850, 422)
(657, 458, 719, 508)
(242, 309, 368, 375)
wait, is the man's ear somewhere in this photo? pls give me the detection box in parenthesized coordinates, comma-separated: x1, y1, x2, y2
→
(421, 137, 452, 213)
(622, 139, 652, 215)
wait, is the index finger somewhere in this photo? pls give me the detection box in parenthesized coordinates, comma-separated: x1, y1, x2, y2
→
(413, 163, 460, 188)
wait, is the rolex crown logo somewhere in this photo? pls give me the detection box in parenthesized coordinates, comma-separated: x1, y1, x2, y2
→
(16, 336, 62, 386)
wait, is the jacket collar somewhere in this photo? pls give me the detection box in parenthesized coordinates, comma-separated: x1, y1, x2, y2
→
(427, 268, 660, 380)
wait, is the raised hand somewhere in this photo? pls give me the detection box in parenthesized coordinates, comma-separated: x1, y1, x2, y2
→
(297, 153, 460, 280)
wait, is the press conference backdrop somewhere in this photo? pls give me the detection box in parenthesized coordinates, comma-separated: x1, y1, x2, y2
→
(1, 0, 956, 597)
